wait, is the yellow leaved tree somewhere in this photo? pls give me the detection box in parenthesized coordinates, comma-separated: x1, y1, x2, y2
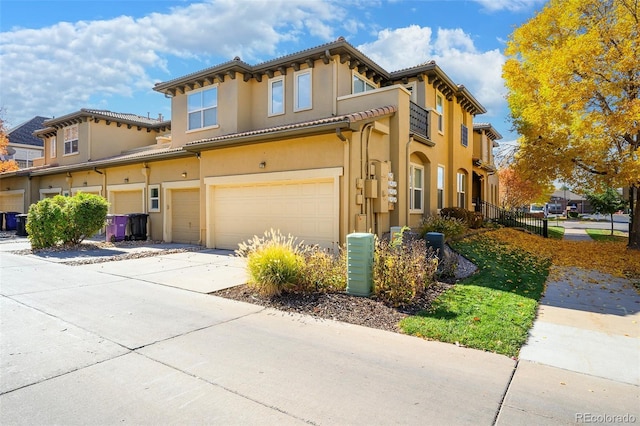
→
(503, 0, 640, 248)
(0, 115, 19, 173)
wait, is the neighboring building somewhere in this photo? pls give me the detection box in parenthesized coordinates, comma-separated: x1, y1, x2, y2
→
(4, 116, 49, 168)
(472, 123, 501, 207)
(0, 38, 500, 248)
(548, 189, 593, 215)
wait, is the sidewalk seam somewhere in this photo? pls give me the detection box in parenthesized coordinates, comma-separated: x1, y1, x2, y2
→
(492, 359, 519, 426)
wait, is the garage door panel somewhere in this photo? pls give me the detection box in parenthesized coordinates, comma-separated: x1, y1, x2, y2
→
(112, 191, 143, 214)
(0, 194, 24, 213)
(171, 188, 199, 244)
(213, 179, 337, 250)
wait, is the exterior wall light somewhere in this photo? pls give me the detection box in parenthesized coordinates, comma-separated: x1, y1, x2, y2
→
(259, 161, 266, 169)
(124, 178, 129, 183)
(181, 172, 187, 178)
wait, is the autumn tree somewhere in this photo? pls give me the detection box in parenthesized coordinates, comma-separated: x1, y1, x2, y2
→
(0, 115, 19, 173)
(585, 187, 628, 235)
(503, 0, 640, 248)
(498, 166, 553, 211)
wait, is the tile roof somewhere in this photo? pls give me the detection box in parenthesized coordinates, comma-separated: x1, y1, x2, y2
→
(40, 109, 169, 131)
(7, 116, 49, 147)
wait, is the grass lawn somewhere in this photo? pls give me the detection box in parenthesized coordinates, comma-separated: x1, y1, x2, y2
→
(548, 226, 564, 239)
(585, 228, 628, 242)
(400, 231, 550, 357)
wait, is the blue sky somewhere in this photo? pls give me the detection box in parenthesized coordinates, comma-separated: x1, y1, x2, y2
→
(0, 0, 546, 149)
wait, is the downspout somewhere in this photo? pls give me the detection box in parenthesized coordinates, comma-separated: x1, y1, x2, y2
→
(405, 136, 414, 227)
(362, 124, 374, 231)
(336, 128, 349, 242)
(141, 163, 150, 240)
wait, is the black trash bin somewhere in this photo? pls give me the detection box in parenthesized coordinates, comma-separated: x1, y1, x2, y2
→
(0, 212, 4, 231)
(16, 214, 28, 237)
(127, 213, 149, 241)
(4, 212, 19, 231)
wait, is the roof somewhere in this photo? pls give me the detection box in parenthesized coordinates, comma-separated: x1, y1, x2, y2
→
(7, 116, 49, 147)
(473, 122, 502, 144)
(153, 37, 486, 116)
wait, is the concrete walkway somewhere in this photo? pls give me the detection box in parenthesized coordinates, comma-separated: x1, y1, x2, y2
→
(1, 236, 639, 425)
(562, 227, 593, 241)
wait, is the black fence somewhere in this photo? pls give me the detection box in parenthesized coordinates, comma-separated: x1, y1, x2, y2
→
(476, 200, 548, 238)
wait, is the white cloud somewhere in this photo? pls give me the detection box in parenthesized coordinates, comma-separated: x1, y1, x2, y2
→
(472, 0, 546, 12)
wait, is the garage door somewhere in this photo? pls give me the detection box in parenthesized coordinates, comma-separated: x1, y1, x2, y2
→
(112, 190, 143, 214)
(0, 194, 24, 213)
(212, 178, 337, 250)
(171, 188, 200, 244)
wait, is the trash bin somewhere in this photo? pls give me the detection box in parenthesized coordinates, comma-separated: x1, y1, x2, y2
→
(4, 212, 19, 231)
(16, 214, 28, 237)
(425, 232, 445, 260)
(0, 212, 4, 231)
(127, 213, 148, 241)
(105, 214, 128, 242)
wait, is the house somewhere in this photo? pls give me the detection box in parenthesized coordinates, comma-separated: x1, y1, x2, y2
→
(0, 38, 500, 249)
(548, 189, 593, 215)
(472, 123, 501, 207)
(3, 116, 49, 168)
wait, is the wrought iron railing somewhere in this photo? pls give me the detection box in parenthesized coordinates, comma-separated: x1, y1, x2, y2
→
(475, 199, 548, 238)
(409, 101, 429, 139)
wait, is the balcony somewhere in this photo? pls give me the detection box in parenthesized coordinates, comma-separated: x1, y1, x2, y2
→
(409, 101, 430, 142)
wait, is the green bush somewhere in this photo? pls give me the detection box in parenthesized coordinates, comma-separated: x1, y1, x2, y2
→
(298, 247, 346, 293)
(26, 193, 108, 249)
(26, 197, 65, 249)
(418, 215, 468, 241)
(59, 192, 109, 245)
(373, 237, 438, 307)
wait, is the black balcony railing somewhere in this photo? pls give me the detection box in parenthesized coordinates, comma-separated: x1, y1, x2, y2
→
(475, 199, 548, 238)
(409, 101, 429, 139)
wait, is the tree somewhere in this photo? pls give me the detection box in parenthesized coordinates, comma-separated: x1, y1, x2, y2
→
(503, 0, 640, 248)
(498, 165, 553, 210)
(0, 115, 19, 173)
(585, 188, 628, 236)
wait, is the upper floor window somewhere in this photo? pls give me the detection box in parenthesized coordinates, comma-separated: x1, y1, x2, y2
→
(461, 124, 468, 147)
(436, 94, 444, 133)
(410, 163, 424, 213)
(437, 166, 445, 210)
(268, 76, 285, 116)
(353, 73, 376, 94)
(294, 69, 312, 112)
(50, 136, 57, 158)
(457, 172, 467, 208)
(188, 86, 218, 131)
(64, 125, 78, 155)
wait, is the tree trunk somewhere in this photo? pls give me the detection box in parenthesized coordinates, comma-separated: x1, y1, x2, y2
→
(610, 214, 614, 236)
(630, 186, 640, 250)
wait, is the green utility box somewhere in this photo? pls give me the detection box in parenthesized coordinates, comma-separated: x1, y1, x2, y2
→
(346, 232, 374, 297)
(425, 232, 445, 260)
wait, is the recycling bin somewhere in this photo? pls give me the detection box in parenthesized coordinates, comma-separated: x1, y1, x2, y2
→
(105, 214, 128, 242)
(127, 213, 148, 241)
(4, 212, 19, 231)
(16, 214, 28, 237)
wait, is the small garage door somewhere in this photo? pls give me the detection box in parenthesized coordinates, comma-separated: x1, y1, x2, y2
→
(171, 188, 200, 244)
(112, 190, 143, 214)
(212, 178, 337, 250)
(0, 194, 24, 213)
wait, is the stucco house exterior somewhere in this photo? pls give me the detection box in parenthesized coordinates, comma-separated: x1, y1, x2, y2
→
(0, 38, 500, 249)
(3, 116, 49, 168)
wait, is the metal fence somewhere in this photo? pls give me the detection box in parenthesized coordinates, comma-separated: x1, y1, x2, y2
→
(476, 200, 548, 238)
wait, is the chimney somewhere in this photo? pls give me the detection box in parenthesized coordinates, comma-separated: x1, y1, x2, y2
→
(158, 113, 163, 121)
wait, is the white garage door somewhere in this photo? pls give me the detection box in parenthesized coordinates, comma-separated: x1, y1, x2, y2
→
(171, 188, 200, 244)
(112, 190, 143, 214)
(0, 194, 24, 213)
(212, 178, 337, 250)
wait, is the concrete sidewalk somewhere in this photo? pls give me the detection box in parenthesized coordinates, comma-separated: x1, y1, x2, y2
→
(1, 242, 639, 424)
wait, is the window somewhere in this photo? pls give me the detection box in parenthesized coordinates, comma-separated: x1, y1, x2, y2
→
(436, 94, 444, 133)
(50, 136, 57, 158)
(461, 124, 468, 147)
(294, 69, 312, 111)
(149, 185, 160, 212)
(404, 82, 417, 103)
(437, 166, 445, 209)
(188, 86, 218, 130)
(410, 164, 424, 212)
(64, 125, 78, 155)
(353, 73, 376, 94)
(268, 76, 284, 116)
(457, 172, 466, 208)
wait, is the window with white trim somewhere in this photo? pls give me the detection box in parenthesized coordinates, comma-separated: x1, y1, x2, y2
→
(437, 166, 445, 209)
(353, 73, 376, 94)
(149, 184, 160, 212)
(294, 69, 312, 111)
(268, 76, 285, 116)
(50, 136, 57, 158)
(188, 86, 218, 130)
(436, 94, 444, 133)
(457, 172, 466, 208)
(63, 125, 78, 155)
(410, 164, 424, 212)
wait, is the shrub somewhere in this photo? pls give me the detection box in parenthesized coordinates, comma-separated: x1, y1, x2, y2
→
(59, 192, 109, 245)
(237, 229, 306, 297)
(26, 197, 65, 249)
(298, 247, 346, 293)
(373, 236, 438, 307)
(418, 215, 468, 241)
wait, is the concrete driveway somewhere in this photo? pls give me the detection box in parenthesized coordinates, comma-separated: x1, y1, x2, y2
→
(1, 238, 638, 425)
